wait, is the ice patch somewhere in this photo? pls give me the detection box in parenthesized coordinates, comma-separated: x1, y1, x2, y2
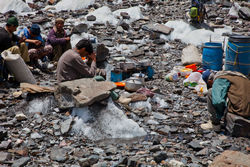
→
(85, 6, 118, 26)
(55, 0, 94, 11)
(28, 96, 54, 114)
(163, 20, 232, 46)
(0, 0, 31, 14)
(70, 33, 97, 48)
(71, 98, 146, 141)
(115, 44, 139, 55)
(113, 6, 144, 24)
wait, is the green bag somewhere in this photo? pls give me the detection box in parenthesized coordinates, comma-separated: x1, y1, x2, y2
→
(190, 7, 198, 18)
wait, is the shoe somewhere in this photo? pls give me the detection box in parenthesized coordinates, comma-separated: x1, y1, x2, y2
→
(201, 121, 221, 132)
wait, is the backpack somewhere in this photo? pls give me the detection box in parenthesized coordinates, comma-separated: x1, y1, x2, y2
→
(190, 7, 198, 18)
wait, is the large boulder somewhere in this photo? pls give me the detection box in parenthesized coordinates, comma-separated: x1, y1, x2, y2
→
(181, 45, 202, 65)
(209, 150, 250, 167)
(54, 78, 116, 109)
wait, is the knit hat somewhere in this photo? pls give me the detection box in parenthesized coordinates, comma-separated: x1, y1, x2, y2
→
(55, 18, 64, 24)
(30, 24, 41, 36)
(7, 16, 18, 26)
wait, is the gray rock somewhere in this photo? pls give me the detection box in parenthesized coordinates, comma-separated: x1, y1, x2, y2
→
(96, 44, 109, 62)
(54, 78, 116, 109)
(120, 12, 130, 19)
(60, 117, 73, 134)
(12, 157, 31, 167)
(239, 7, 250, 20)
(196, 148, 209, 156)
(119, 21, 130, 30)
(153, 39, 165, 45)
(150, 145, 161, 152)
(0, 140, 11, 150)
(127, 157, 137, 167)
(152, 112, 168, 120)
(0, 100, 5, 109)
(0, 152, 11, 162)
(143, 23, 173, 35)
(30, 132, 43, 139)
(153, 152, 168, 163)
(188, 140, 204, 151)
(117, 26, 124, 33)
(50, 147, 68, 162)
(0, 127, 7, 141)
(87, 15, 96, 21)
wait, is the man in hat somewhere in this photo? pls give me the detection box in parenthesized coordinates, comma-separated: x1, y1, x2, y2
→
(47, 18, 71, 61)
(18, 24, 52, 66)
(0, 16, 29, 62)
(57, 39, 105, 82)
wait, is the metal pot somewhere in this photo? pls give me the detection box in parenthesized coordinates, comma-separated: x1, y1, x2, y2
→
(125, 78, 143, 92)
(132, 73, 145, 84)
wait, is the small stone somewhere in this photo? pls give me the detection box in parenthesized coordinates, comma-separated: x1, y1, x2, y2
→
(50, 147, 68, 162)
(15, 113, 27, 121)
(153, 152, 168, 163)
(87, 15, 96, 21)
(169, 159, 185, 167)
(188, 140, 204, 151)
(12, 157, 31, 167)
(120, 12, 130, 19)
(60, 117, 73, 135)
(119, 21, 130, 30)
(0, 127, 7, 141)
(0, 140, 11, 150)
(30, 132, 43, 139)
(0, 152, 11, 162)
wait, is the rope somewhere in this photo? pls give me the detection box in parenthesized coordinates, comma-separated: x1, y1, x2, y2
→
(227, 42, 250, 66)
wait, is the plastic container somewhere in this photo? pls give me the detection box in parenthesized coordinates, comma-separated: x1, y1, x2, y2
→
(1, 50, 36, 84)
(185, 64, 197, 72)
(111, 70, 122, 82)
(202, 42, 223, 71)
(165, 72, 178, 81)
(225, 35, 250, 76)
(180, 68, 192, 77)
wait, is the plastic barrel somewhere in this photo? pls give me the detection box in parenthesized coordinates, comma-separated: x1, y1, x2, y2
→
(225, 35, 250, 76)
(202, 42, 223, 71)
(111, 70, 122, 82)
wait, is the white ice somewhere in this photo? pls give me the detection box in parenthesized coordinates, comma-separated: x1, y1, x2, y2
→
(162, 20, 232, 46)
(0, 0, 31, 14)
(54, 0, 95, 11)
(71, 98, 146, 141)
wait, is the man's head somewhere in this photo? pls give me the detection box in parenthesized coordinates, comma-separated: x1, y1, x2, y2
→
(75, 39, 93, 57)
(30, 24, 41, 37)
(6, 16, 18, 33)
(55, 18, 64, 31)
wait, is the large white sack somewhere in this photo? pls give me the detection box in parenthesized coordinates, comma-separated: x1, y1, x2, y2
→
(0, 0, 31, 14)
(181, 45, 202, 65)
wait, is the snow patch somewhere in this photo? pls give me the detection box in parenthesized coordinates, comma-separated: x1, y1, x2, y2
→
(55, 0, 95, 11)
(0, 0, 31, 14)
(163, 20, 232, 46)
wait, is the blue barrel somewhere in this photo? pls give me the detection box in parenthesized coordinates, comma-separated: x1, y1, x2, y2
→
(111, 70, 122, 82)
(225, 35, 250, 76)
(202, 42, 223, 71)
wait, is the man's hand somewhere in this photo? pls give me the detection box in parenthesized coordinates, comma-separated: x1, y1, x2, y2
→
(88, 53, 96, 62)
(19, 36, 26, 43)
(33, 40, 42, 46)
(65, 37, 70, 41)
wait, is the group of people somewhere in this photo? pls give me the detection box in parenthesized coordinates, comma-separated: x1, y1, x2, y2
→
(0, 16, 104, 83)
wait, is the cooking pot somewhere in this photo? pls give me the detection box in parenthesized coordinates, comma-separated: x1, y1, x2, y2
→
(132, 73, 145, 84)
(125, 78, 143, 92)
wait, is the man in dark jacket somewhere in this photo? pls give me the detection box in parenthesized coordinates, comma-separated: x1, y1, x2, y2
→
(0, 16, 29, 62)
(47, 18, 71, 61)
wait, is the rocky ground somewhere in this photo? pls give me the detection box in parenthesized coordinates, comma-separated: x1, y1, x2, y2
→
(0, 0, 250, 166)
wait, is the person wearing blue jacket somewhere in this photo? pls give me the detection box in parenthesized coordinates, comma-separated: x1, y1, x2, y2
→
(18, 24, 52, 65)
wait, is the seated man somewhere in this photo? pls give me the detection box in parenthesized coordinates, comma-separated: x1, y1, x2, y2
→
(47, 18, 71, 61)
(0, 16, 29, 62)
(57, 39, 105, 82)
(18, 24, 52, 66)
(201, 71, 250, 132)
